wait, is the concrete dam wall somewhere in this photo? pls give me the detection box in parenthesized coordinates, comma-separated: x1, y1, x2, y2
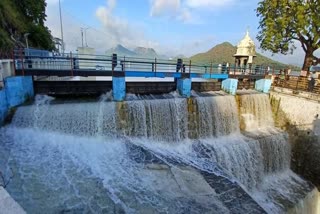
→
(270, 91, 320, 198)
(0, 91, 318, 213)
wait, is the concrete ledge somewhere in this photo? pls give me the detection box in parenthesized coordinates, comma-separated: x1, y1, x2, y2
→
(272, 87, 320, 102)
(222, 78, 238, 95)
(0, 187, 25, 214)
(255, 79, 272, 93)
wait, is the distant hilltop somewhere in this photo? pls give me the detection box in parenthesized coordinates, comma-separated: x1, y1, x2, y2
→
(105, 43, 298, 69)
(190, 42, 297, 69)
(105, 44, 164, 59)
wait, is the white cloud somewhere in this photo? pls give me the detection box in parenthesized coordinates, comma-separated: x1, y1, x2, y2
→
(178, 8, 193, 23)
(150, 0, 181, 17)
(45, 0, 159, 53)
(46, 0, 64, 5)
(96, 1, 129, 41)
(186, 0, 235, 8)
(95, 0, 158, 49)
(150, 0, 235, 24)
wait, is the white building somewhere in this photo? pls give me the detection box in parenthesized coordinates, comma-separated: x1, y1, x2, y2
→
(234, 30, 256, 68)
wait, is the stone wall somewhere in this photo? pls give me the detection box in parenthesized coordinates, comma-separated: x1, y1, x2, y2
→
(270, 91, 320, 189)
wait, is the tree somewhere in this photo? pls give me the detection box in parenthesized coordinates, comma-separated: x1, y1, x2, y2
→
(0, 0, 54, 52)
(256, 0, 320, 71)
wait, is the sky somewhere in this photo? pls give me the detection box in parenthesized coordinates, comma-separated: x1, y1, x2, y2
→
(45, 0, 311, 66)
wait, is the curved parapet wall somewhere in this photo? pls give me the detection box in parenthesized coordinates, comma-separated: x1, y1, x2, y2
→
(4, 76, 34, 108)
(0, 76, 34, 126)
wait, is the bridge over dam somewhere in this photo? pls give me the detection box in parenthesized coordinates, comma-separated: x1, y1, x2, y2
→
(0, 52, 320, 213)
(10, 52, 268, 98)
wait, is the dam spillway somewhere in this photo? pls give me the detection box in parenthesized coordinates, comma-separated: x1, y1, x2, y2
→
(0, 92, 318, 213)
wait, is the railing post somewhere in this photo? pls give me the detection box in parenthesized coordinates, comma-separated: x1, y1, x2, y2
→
(123, 56, 126, 72)
(12, 49, 16, 76)
(176, 58, 182, 73)
(20, 48, 24, 76)
(155, 58, 157, 73)
(189, 60, 191, 73)
(112, 54, 125, 102)
(70, 52, 73, 76)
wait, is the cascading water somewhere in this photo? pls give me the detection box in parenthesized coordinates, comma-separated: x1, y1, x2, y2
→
(239, 92, 274, 131)
(0, 92, 318, 213)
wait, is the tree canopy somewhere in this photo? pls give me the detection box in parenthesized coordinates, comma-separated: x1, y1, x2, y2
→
(256, 0, 320, 71)
(0, 0, 54, 52)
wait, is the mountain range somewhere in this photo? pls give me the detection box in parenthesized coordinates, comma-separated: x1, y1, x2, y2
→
(106, 43, 298, 69)
(106, 45, 160, 59)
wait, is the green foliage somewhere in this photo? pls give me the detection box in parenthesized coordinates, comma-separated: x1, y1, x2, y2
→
(0, 0, 54, 52)
(256, 0, 320, 70)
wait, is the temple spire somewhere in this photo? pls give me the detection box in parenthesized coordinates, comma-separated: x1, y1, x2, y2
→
(246, 26, 250, 37)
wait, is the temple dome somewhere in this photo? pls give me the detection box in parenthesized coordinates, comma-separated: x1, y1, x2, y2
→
(234, 30, 256, 57)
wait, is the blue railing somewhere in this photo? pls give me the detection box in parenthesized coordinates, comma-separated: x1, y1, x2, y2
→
(13, 49, 277, 79)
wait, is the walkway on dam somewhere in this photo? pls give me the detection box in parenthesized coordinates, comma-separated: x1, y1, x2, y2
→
(13, 52, 267, 80)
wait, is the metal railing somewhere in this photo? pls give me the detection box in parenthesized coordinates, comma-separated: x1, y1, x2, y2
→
(272, 74, 320, 94)
(13, 49, 273, 76)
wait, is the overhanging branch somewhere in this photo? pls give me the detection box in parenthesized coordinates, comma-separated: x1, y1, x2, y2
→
(313, 55, 320, 64)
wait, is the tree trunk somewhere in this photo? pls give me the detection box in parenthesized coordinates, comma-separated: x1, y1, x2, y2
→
(302, 49, 315, 72)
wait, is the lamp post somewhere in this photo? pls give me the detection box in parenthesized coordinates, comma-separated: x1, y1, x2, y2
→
(24, 33, 30, 56)
(81, 28, 84, 48)
(59, 0, 65, 55)
(81, 27, 90, 47)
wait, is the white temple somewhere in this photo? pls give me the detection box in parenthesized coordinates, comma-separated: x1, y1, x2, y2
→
(234, 30, 256, 67)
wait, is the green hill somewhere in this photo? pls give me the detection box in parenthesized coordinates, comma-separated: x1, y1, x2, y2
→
(190, 42, 293, 69)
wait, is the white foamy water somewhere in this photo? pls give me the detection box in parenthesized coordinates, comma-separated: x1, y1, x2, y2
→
(0, 92, 318, 213)
(239, 93, 274, 131)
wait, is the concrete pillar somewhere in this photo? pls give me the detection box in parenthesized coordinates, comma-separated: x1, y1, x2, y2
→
(177, 78, 191, 98)
(112, 77, 126, 101)
(4, 76, 34, 108)
(222, 78, 238, 95)
(0, 89, 8, 125)
(255, 79, 272, 93)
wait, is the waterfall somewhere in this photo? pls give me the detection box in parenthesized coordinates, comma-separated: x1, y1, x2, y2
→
(195, 95, 240, 137)
(239, 93, 274, 131)
(0, 93, 318, 213)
